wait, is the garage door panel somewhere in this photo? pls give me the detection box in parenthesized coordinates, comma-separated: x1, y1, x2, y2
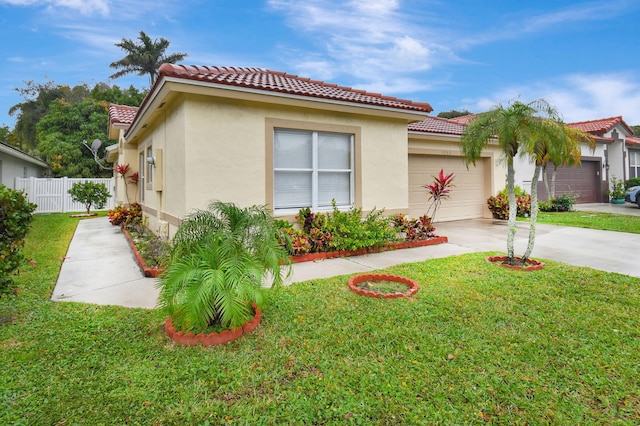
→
(536, 160, 601, 203)
(409, 155, 487, 221)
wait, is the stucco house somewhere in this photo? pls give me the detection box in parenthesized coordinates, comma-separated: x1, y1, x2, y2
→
(0, 141, 49, 188)
(108, 65, 504, 238)
(514, 116, 637, 203)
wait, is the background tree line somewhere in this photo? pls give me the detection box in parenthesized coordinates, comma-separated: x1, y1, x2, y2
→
(1, 30, 186, 178)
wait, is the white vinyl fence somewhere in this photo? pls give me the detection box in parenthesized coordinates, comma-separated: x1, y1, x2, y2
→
(14, 177, 116, 214)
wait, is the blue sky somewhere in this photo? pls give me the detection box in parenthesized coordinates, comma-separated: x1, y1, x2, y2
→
(1, 0, 640, 128)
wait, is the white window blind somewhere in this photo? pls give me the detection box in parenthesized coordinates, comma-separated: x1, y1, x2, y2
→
(274, 128, 353, 212)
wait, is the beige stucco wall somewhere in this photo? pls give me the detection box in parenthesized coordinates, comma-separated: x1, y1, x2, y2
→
(180, 94, 411, 216)
(123, 89, 423, 237)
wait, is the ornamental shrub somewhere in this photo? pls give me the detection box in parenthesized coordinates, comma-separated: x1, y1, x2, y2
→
(539, 193, 577, 212)
(108, 203, 142, 226)
(0, 184, 36, 294)
(626, 177, 640, 189)
(68, 181, 111, 214)
(487, 188, 531, 220)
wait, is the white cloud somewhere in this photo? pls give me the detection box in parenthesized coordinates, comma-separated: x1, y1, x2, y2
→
(268, 0, 452, 92)
(0, 0, 109, 15)
(464, 73, 640, 125)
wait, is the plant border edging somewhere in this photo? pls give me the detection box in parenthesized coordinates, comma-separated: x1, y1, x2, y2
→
(122, 228, 165, 277)
(485, 255, 545, 271)
(165, 304, 262, 346)
(348, 273, 419, 298)
(290, 236, 448, 263)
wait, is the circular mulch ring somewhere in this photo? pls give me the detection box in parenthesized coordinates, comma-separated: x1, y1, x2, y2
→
(348, 273, 419, 298)
(165, 304, 262, 346)
(485, 255, 545, 271)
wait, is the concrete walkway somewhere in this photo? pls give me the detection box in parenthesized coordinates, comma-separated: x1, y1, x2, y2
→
(52, 217, 159, 309)
(52, 207, 640, 309)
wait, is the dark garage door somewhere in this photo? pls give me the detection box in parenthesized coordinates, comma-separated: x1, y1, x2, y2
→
(537, 160, 602, 203)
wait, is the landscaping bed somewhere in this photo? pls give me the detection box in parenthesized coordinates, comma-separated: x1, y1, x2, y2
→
(1, 214, 639, 424)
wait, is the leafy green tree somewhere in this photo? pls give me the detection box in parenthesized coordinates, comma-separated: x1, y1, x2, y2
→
(68, 181, 111, 214)
(631, 125, 640, 136)
(437, 109, 472, 119)
(89, 83, 146, 106)
(8, 81, 145, 153)
(0, 185, 36, 294)
(109, 30, 188, 86)
(462, 99, 574, 265)
(36, 99, 112, 177)
(8, 81, 81, 150)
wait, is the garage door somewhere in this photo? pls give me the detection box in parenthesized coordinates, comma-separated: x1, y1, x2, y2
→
(536, 160, 601, 203)
(408, 155, 487, 221)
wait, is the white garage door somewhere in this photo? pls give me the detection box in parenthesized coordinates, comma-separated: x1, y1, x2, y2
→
(408, 155, 487, 221)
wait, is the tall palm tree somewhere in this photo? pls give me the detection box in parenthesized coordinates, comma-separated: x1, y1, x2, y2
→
(461, 99, 568, 265)
(109, 31, 188, 86)
(540, 126, 595, 201)
(520, 121, 595, 261)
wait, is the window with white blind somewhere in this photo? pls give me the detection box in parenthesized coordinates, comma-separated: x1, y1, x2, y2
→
(273, 128, 353, 212)
(631, 150, 640, 179)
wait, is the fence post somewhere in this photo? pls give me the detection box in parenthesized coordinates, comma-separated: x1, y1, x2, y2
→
(29, 176, 36, 204)
(62, 177, 69, 213)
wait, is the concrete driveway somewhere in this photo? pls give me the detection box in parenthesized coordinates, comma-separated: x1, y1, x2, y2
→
(435, 216, 639, 278)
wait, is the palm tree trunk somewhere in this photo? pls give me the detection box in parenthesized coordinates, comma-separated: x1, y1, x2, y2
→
(522, 164, 542, 262)
(542, 165, 551, 201)
(550, 165, 558, 200)
(506, 160, 517, 260)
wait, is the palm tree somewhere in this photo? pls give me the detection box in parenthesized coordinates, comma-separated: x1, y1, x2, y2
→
(540, 126, 595, 201)
(157, 201, 291, 333)
(520, 121, 595, 261)
(109, 31, 187, 86)
(461, 99, 566, 265)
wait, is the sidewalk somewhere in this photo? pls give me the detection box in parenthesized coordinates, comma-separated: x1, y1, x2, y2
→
(51, 217, 159, 309)
(52, 213, 640, 310)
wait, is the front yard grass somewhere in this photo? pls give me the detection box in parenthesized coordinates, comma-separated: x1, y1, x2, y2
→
(1, 214, 639, 424)
(531, 211, 640, 234)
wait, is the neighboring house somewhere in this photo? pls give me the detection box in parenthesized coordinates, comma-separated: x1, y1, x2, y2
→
(108, 65, 504, 238)
(514, 116, 636, 203)
(0, 141, 49, 188)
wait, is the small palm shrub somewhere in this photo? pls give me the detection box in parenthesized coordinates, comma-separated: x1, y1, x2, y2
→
(157, 201, 291, 333)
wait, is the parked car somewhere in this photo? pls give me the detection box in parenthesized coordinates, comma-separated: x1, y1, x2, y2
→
(625, 186, 640, 207)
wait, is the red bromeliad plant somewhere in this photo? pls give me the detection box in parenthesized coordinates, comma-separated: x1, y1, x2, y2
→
(115, 163, 139, 204)
(423, 169, 455, 223)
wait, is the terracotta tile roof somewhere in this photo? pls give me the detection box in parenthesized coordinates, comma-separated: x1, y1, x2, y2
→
(109, 104, 139, 125)
(157, 64, 433, 113)
(626, 136, 640, 145)
(408, 116, 466, 135)
(447, 114, 476, 125)
(567, 116, 633, 136)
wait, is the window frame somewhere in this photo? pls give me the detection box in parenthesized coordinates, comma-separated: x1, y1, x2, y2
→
(265, 118, 361, 216)
(630, 149, 640, 179)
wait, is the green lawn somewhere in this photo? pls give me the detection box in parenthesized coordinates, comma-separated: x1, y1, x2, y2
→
(1, 214, 639, 424)
(529, 211, 640, 234)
